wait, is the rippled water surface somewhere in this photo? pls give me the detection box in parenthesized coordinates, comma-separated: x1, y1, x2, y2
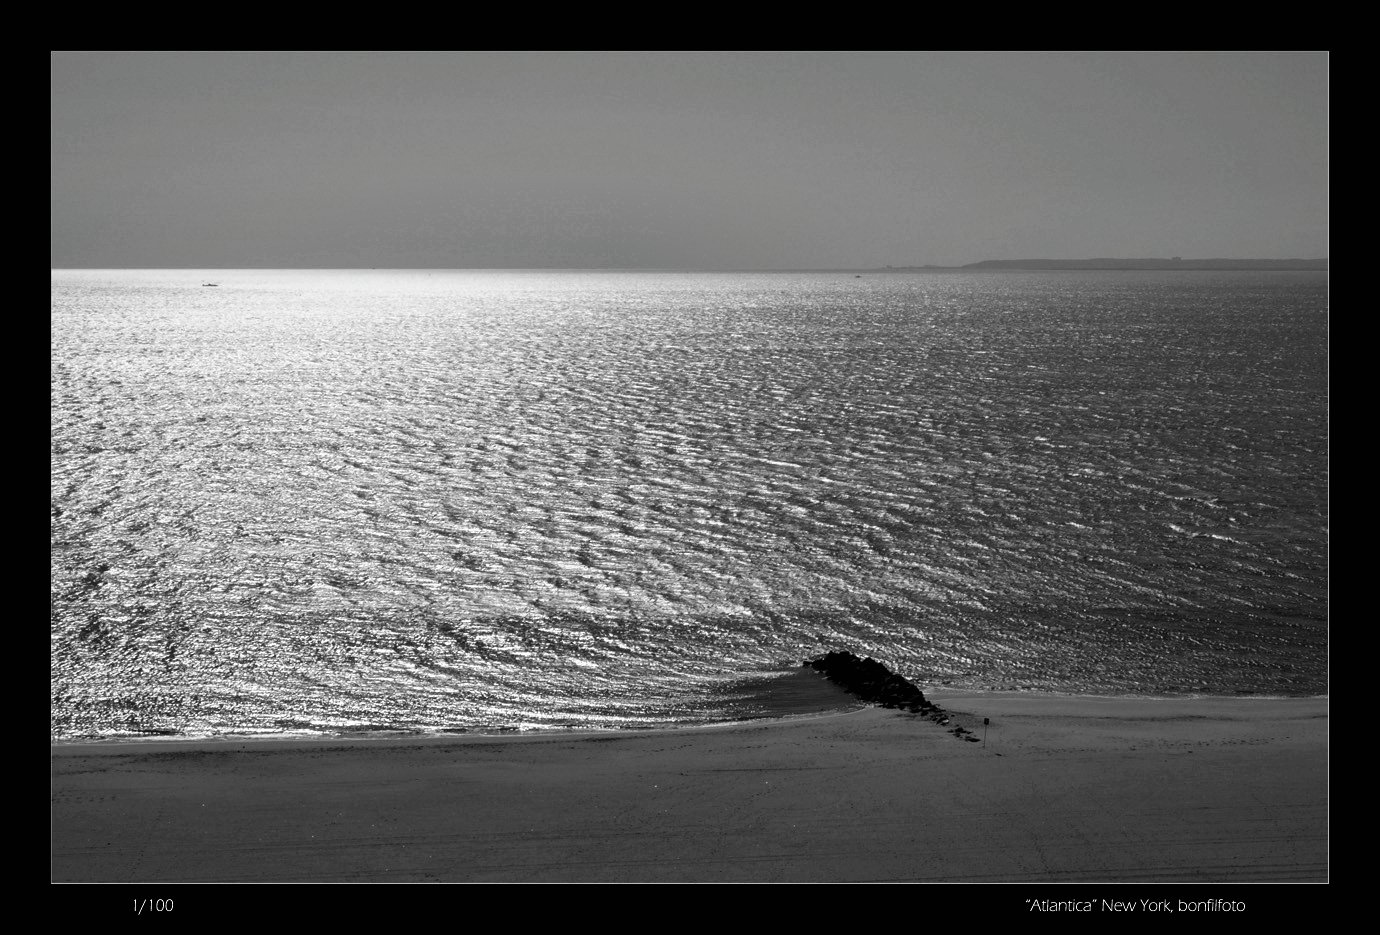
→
(51, 269, 1328, 739)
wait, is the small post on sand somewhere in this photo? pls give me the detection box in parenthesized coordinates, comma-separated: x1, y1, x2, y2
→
(983, 717, 990, 748)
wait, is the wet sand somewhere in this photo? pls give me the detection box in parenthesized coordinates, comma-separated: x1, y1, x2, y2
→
(51, 679, 1327, 883)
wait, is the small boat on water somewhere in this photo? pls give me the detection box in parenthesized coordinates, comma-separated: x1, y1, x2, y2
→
(202, 282, 218, 287)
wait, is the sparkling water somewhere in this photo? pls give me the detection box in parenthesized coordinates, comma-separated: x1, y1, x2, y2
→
(50, 269, 1329, 739)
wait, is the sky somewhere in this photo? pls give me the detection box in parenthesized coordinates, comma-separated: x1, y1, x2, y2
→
(50, 52, 1329, 269)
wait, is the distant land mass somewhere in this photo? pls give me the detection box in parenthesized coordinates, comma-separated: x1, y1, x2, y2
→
(879, 258, 1328, 271)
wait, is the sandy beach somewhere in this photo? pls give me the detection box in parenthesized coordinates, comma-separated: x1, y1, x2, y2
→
(51, 676, 1327, 883)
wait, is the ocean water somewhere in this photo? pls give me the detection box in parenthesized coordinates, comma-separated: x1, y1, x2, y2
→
(50, 269, 1328, 740)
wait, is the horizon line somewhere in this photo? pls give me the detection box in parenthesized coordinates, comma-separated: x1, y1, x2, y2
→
(51, 257, 1331, 273)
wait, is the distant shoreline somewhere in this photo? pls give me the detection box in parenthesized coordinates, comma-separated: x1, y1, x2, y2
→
(880, 258, 1328, 271)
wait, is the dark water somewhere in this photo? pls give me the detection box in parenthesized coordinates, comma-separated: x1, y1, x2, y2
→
(50, 269, 1328, 739)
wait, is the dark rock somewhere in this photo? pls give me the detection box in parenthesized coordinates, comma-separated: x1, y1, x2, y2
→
(803, 650, 930, 710)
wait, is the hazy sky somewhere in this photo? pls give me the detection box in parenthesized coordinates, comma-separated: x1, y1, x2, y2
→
(51, 52, 1328, 269)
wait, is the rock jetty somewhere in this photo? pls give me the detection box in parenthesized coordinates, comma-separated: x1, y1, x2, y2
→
(803, 651, 935, 713)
